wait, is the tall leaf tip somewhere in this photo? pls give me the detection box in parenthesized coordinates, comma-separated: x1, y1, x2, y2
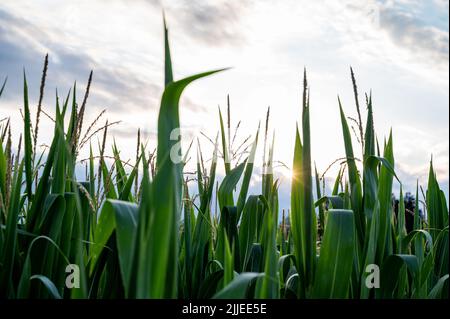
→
(23, 68, 27, 84)
(163, 12, 174, 87)
(303, 67, 308, 90)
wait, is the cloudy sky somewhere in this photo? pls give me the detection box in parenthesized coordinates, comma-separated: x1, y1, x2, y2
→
(0, 0, 448, 209)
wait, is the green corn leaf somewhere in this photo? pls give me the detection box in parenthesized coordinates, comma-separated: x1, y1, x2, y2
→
(239, 195, 263, 270)
(255, 196, 278, 299)
(428, 274, 449, 299)
(60, 87, 72, 118)
(216, 206, 240, 270)
(147, 39, 227, 296)
(402, 229, 433, 253)
(100, 159, 117, 199)
(213, 272, 261, 299)
(119, 157, 140, 200)
(433, 227, 449, 279)
(197, 270, 224, 298)
(26, 111, 60, 232)
(262, 133, 275, 203)
(396, 187, 407, 253)
(163, 16, 173, 87)
(378, 254, 419, 298)
(244, 243, 263, 273)
(338, 99, 364, 245)
(300, 79, 316, 293)
(109, 200, 138, 296)
(284, 273, 299, 298)
(0, 160, 24, 297)
(236, 126, 259, 220)
(90, 199, 138, 296)
(278, 254, 295, 287)
(376, 132, 395, 263)
(0, 137, 6, 198)
(427, 160, 448, 235)
(23, 71, 33, 201)
(332, 167, 342, 195)
(18, 236, 70, 298)
(218, 160, 246, 212)
(29, 275, 62, 299)
(312, 209, 355, 298)
(315, 165, 325, 238)
(218, 107, 231, 175)
(222, 234, 234, 288)
(113, 143, 127, 192)
(290, 124, 305, 296)
(190, 142, 217, 297)
(182, 179, 194, 296)
(363, 93, 375, 160)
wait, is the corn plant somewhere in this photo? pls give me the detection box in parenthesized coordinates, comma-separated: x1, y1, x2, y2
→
(0, 21, 448, 299)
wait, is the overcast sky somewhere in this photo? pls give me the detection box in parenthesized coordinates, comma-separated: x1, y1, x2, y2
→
(0, 0, 448, 208)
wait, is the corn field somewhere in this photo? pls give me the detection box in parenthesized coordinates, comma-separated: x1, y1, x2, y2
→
(0, 24, 448, 299)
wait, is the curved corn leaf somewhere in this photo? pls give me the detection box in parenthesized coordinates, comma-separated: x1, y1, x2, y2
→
(144, 57, 227, 297)
(30, 275, 62, 299)
(428, 274, 449, 299)
(285, 273, 299, 298)
(379, 254, 419, 298)
(278, 254, 295, 286)
(213, 272, 261, 299)
(402, 229, 433, 252)
(18, 236, 70, 298)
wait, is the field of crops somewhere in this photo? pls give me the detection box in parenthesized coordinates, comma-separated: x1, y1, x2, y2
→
(0, 24, 448, 299)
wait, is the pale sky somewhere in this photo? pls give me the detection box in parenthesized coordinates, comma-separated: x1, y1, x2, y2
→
(0, 0, 448, 209)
